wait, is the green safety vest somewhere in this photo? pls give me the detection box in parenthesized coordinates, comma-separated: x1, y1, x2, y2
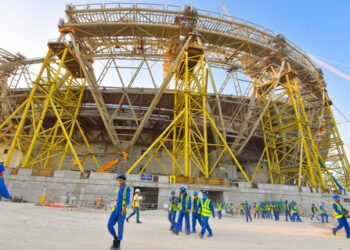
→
(169, 197, 178, 211)
(291, 204, 297, 214)
(255, 204, 259, 210)
(333, 203, 344, 219)
(217, 203, 222, 211)
(179, 194, 189, 210)
(192, 199, 201, 214)
(201, 198, 212, 218)
(112, 185, 129, 212)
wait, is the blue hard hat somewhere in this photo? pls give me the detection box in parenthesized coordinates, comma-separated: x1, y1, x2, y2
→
(333, 194, 341, 200)
(193, 191, 198, 196)
(202, 190, 209, 195)
(171, 190, 175, 195)
(180, 187, 186, 193)
(117, 173, 127, 180)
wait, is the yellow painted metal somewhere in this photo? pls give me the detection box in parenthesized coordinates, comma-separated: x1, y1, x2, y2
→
(252, 60, 338, 191)
(126, 41, 250, 182)
(0, 44, 98, 174)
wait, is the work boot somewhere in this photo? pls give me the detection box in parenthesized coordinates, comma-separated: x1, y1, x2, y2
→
(198, 233, 204, 239)
(207, 234, 213, 238)
(172, 230, 179, 235)
(137, 221, 142, 224)
(332, 229, 336, 236)
(111, 238, 120, 250)
(126, 218, 129, 223)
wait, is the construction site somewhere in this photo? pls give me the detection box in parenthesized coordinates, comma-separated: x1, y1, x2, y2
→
(1, 2, 350, 250)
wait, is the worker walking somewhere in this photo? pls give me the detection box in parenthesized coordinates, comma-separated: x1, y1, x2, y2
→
(191, 191, 202, 233)
(168, 190, 178, 231)
(0, 163, 11, 201)
(310, 204, 319, 221)
(291, 201, 302, 222)
(319, 202, 329, 224)
(173, 187, 191, 235)
(285, 200, 291, 222)
(199, 190, 215, 238)
(244, 201, 252, 222)
(107, 174, 131, 250)
(254, 202, 260, 219)
(217, 202, 223, 220)
(332, 195, 350, 238)
(272, 202, 280, 221)
(126, 189, 142, 223)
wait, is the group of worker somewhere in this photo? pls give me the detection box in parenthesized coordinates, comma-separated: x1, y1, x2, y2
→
(168, 187, 217, 238)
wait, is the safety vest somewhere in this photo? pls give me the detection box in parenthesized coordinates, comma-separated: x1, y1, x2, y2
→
(312, 206, 317, 213)
(217, 203, 222, 212)
(255, 204, 259, 211)
(169, 197, 178, 211)
(291, 204, 297, 214)
(333, 202, 344, 219)
(201, 198, 212, 218)
(132, 193, 140, 208)
(320, 206, 326, 214)
(179, 194, 189, 210)
(112, 184, 129, 212)
(267, 205, 271, 211)
(192, 199, 201, 214)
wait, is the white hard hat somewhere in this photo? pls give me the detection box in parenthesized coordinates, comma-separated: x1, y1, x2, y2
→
(135, 189, 140, 193)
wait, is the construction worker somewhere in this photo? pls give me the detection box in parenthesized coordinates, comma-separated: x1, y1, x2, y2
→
(173, 187, 191, 235)
(199, 190, 215, 238)
(168, 190, 178, 231)
(254, 202, 260, 219)
(332, 195, 350, 238)
(285, 200, 291, 222)
(126, 188, 142, 223)
(260, 202, 266, 219)
(244, 201, 252, 222)
(272, 202, 280, 221)
(266, 201, 273, 220)
(310, 203, 319, 221)
(217, 202, 223, 220)
(0, 163, 11, 201)
(191, 191, 202, 233)
(240, 202, 244, 215)
(291, 201, 302, 222)
(319, 202, 329, 223)
(107, 174, 131, 250)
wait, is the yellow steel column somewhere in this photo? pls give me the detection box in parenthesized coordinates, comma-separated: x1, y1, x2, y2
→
(184, 51, 190, 177)
(201, 55, 209, 178)
(4, 49, 53, 167)
(22, 48, 69, 168)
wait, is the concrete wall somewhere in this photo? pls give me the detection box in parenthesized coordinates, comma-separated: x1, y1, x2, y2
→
(3, 168, 348, 216)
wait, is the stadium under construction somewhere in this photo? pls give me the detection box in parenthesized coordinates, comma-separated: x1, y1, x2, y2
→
(0, 3, 349, 207)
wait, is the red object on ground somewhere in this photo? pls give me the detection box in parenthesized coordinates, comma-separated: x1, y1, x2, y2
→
(44, 203, 69, 208)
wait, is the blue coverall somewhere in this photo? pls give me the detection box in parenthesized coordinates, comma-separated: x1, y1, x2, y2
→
(291, 203, 302, 222)
(319, 204, 328, 223)
(192, 198, 202, 233)
(332, 202, 350, 238)
(168, 196, 178, 231)
(174, 193, 192, 234)
(107, 184, 131, 240)
(200, 197, 215, 236)
(245, 203, 252, 222)
(0, 164, 10, 200)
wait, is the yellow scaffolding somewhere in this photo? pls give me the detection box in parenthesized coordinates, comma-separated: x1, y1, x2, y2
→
(126, 41, 250, 182)
(0, 43, 99, 174)
(251, 61, 338, 191)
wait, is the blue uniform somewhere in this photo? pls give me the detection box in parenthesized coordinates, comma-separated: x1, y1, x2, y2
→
(192, 198, 202, 233)
(174, 193, 192, 234)
(332, 202, 350, 238)
(0, 164, 10, 200)
(107, 184, 131, 240)
(199, 197, 215, 236)
(319, 204, 328, 223)
(168, 196, 178, 231)
(245, 203, 252, 222)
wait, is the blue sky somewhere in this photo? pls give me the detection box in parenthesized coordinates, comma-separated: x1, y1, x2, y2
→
(1, 0, 350, 150)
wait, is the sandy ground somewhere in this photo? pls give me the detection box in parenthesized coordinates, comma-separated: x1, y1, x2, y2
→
(0, 202, 348, 250)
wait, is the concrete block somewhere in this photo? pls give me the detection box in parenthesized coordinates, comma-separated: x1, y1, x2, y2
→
(62, 171, 81, 179)
(89, 172, 115, 180)
(238, 182, 252, 188)
(17, 168, 32, 176)
(158, 176, 168, 184)
(53, 171, 65, 178)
